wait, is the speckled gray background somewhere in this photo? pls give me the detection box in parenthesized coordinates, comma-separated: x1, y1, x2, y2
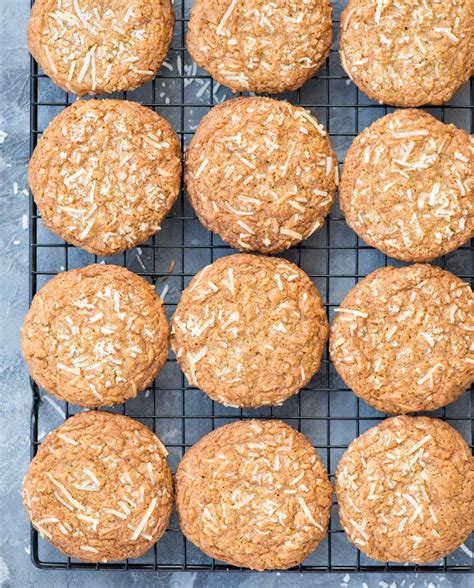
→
(0, 1, 473, 587)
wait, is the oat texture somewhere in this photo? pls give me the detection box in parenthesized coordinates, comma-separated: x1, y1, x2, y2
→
(21, 264, 169, 407)
(29, 99, 181, 256)
(340, 0, 474, 106)
(336, 416, 474, 563)
(176, 419, 332, 570)
(185, 97, 338, 253)
(23, 411, 173, 562)
(330, 264, 473, 414)
(171, 254, 328, 408)
(28, 0, 174, 96)
(186, 0, 332, 94)
(339, 110, 473, 262)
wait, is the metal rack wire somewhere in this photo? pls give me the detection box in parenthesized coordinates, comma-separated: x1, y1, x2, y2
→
(29, 0, 473, 574)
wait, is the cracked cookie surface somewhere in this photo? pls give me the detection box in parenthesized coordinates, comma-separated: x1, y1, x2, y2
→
(187, 0, 332, 94)
(171, 254, 328, 408)
(330, 264, 473, 414)
(176, 419, 332, 570)
(185, 97, 337, 254)
(28, 0, 174, 95)
(23, 411, 173, 562)
(339, 0, 473, 106)
(336, 416, 474, 563)
(29, 99, 181, 256)
(340, 110, 473, 262)
(21, 264, 169, 407)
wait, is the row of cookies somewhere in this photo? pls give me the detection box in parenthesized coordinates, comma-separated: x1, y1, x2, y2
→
(30, 97, 472, 262)
(29, 0, 472, 105)
(22, 255, 473, 415)
(23, 410, 473, 568)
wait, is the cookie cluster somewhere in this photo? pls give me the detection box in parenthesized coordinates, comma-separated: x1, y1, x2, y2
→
(22, 0, 473, 571)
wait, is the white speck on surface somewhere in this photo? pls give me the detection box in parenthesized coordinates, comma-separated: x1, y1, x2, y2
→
(21, 214, 28, 229)
(13, 240, 20, 245)
(0, 130, 8, 143)
(460, 543, 473, 558)
(42, 394, 66, 419)
(160, 284, 169, 301)
(22, 188, 29, 196)
(24, 545, 31, 555)
(343, 574, 350, 583)
(13, 182, 18, 195)
(196, 80, 211, 99)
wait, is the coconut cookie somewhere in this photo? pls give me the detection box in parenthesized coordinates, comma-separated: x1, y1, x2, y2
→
(23, 411, 173, 562)
(176, 420, 332, 570)
(185, 97, 337, 253)
(339, 0, 473, 106)
(187, 0, 332, 94)
(330, 264, 473, 414)
(29, 100, 181, 256)
(171, 254, 328, 408)
(339, 110, 473, 262)
(336, 416, 474, 563)
(21, 264, 169, 408)
(28, 0, 174, 96)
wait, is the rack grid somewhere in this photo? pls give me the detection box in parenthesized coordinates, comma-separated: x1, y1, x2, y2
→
(29, 0, 473, 574)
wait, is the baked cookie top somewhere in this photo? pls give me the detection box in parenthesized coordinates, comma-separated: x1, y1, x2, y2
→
(336, 416, 474, 563)
(186, 0, 332, 94)
(176, 419, 332, 570)
(28, 0, 174, 96)
(29, 100, 181, 256)
(340, 110, 473, 262)
(23, 411, 173, 562)
(21, 264, 169, 408)
(185, 97, 338, 254)
(340, 0, 474, 106)
(330, 264, 473, 414)
(171, 254, 328, 408)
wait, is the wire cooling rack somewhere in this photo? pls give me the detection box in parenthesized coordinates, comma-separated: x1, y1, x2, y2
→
(28, 0, 473, 574)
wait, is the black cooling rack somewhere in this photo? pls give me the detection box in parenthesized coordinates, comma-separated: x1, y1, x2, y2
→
(28, 0, 473, 574)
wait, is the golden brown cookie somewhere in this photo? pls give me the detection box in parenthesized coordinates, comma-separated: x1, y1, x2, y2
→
(339, 0, 474, 106)
(29, 100, 181, 256)
(23, 411, 173, 562)
(339, 110, 473, 262)
(28, 0, 175, 96)
(336, 416, 474, 563)
(176, 419, 332, 570)
(171, 254, 328, 408)
(185, 97, 338, 253)
(330, 264, 473, 414)
(21, 264, 169, 408)
(186, 0, 332, 94)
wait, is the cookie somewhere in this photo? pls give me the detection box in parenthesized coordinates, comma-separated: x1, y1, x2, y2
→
(186, 0, 332, 94)
(171, 254, 328, 408)
(176, 419, 332, 570)
(335, 416, 474, 563)
(23, 411, 173, 562)
(330, 264, 473, 414)
(339, 0, 474, 106)
(21, 264, 169, 408)
(28, 0, 174, 96)
(339, 110, 473, 262)
(29, 99, 181, 256)
(185, 97, 338, 253)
